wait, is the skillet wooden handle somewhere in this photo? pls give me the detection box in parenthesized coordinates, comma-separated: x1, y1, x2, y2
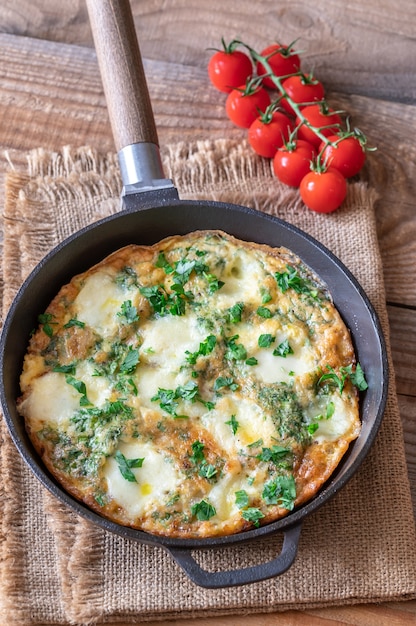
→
(86, 0, 159, 152)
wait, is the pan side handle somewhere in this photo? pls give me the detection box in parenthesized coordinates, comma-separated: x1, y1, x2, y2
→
(166, 522, 302, 589)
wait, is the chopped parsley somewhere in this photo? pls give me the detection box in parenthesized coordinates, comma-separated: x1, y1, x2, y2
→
(214, 376, 239, 392)
(198, 461, 218, 480)
(64, 318, 85, 329)
(258, 333, 275, 348)
(224, 335, 247, 361)
(185, 334, 216, 364)
(318, 362, 368, 394)
(190, 440, 205, 463)
(275, 265, 318, 298)
(227, 302, 244, 324)
(204, 273, 225, 294)
(235, 489, 249, 509)
(273, 339, 293, 357)
(260, 286, 272, 304)
(262, 474, 296, 510)
(225, 414, 239, 435)
(114, 450, 144, 483)
(117, 300, 139, 324)
(256, 445, 292, 464)
(65, 375, 91, 406)
(140, 284, 186, 317)
(53, 363, 76, 375)
(241, 507, 265, 528)
(119, 347, 140, 374)
(191, 500, 216, 521)
(38, 312, 56, 338)
(257, 306, 272, 318)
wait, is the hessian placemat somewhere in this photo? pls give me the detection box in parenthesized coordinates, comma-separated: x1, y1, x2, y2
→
(1, 139, 415, 624)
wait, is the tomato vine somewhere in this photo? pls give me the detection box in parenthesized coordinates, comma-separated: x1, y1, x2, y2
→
(208, 39, 374, 213)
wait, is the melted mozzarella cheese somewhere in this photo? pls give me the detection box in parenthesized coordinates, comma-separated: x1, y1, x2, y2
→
(252, 345, 314, 384)
(314, 395, 355, 442)
(139, 312, 206, 370)
(74, 271, 126, 337)
(201, 397, 275, 456)
(104, 441, 181, 518)
(75, 360, 113, 407)
(211, 251, 263, 309)
(19, 372, 80, 430)
(135, 312, 207, 408)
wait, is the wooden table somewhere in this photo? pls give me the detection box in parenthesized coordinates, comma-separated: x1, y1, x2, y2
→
(0, 1, 415, 624)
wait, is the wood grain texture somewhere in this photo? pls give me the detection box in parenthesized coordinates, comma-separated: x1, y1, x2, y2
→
(0, 0, 415, 623)
(85, 0, 159, 149)
(1, 0, 416, 102)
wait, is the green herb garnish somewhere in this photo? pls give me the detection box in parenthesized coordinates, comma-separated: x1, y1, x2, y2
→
(64, 318, 85, 329)
(117, 300, 139, 324)
(214, 376, 239, 392)
(275, 265, 317, 297)
(114, 450, 144, 483)
(262, 474, 296, 510)
(225, 414, 239, 435)
(185, 334, 216, 364)
(227, 302, 244, 324)
(258, 333, 275, 348)
(256, 445, 291, 464)
(241, 507, 265, 528)
(257, 306, 272, 318)
(273, 339, 293, 357)
(191, 500, 216, 521)
(65, 375, 91, 406)
(225, 335, 247, 361)
(235, 489, 249, 509)
(38, 313, 56, 338)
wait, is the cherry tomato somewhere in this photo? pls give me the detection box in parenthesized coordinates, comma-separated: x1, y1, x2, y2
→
(257, 43, 301, 89)
(319, 134, 366, 178)
(280, 74, 325, 115)
(273, 140, 316, 187)
(297, 104, 342, 148)
(225, 84, 271, 128)
(248, 111, 294, 158)
(208, 43, 253, 93)
(300, 167, 347, 213)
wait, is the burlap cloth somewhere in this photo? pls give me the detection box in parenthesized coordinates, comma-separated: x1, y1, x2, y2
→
(1, 139, 415, 624)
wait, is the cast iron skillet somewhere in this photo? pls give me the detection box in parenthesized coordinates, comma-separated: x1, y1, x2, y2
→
(0, 0, 388, 588)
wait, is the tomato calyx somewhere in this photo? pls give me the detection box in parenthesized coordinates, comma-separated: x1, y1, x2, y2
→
(295, 71, 321, 87)
(264, 38, 301, 60)
(208, 38, 245, 55)
(309, 152, 331, 174)
(234, 75, 268, 97)
(256, 101, 285, 124)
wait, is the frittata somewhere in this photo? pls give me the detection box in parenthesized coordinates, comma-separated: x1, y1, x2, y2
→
(17, 230, 363, 538)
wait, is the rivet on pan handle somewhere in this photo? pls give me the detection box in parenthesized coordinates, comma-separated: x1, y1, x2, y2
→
(167, 523, 302, 588)
(86, 0, 174, 194)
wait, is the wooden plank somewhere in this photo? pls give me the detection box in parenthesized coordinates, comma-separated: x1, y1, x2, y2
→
(1, 0, 416, 102)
